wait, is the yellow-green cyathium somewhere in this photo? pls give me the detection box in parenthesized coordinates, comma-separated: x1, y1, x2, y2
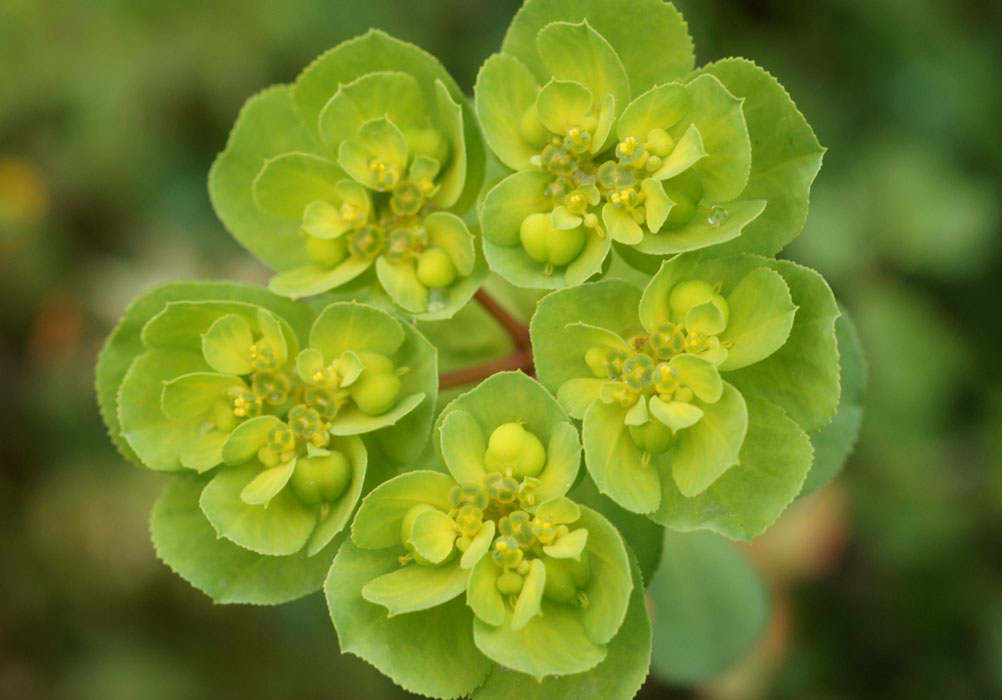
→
(475, 0, 823, 289)
(105, 288, 436, 600)
(531, 251, 840, 540)
(211, 30, 486, 319)
(326, 372, 635, 696)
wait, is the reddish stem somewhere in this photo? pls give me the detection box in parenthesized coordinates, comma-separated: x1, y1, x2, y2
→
(438, 349, 534, 390)
(474, 288, 531, 350)
(436, 290, 534, 390)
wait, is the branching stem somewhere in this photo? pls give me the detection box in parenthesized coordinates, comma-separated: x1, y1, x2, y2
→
(437, 289, 534, 390)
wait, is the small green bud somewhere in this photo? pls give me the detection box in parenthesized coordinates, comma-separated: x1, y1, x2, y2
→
(289, 450, 352, 505)
(305, 234, 348, 268)
(404, 126, 449, 165)
(484, 422, 546, 478)
(628, 419, 674, 454)
(519, 104, 549, 148)
(416, 246, 457, 288)
(519, 212, 585, 267)
(352, 371, 401, 416)
(669, 280, 714, 319)
(496, 570, 524, 596)
(357, 352, 395, 375)
(669, 280, 729, 326)
(646, 128, 675, 157)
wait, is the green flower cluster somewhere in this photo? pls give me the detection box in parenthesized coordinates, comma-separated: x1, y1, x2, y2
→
(210, 30, 486, 319)
(98, 283, 437, 602)
(94, 0, 860, 698)
(474, 0, 820, 289)
(327, 373, 644, 697)
(532, 252, 839, 539)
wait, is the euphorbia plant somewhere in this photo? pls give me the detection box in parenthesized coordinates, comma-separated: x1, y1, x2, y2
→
(96, 0, 863, 697)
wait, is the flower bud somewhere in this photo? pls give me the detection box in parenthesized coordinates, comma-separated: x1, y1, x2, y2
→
(484, 422, 546, 478)
(305, 234, 348, 268)
(628, 419, 674, 454)
(416, 246, 457, 288)
(519, 212, 585, 267)
(646, 128, 675, 157)
(289, 450, 352, 504)
(668, 280, 714, 319)
(352, 371, 401, 416)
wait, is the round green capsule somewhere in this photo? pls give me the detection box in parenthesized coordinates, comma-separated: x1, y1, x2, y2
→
(519, 212, 586, 267)
(629, 419, 675, 454)
(646, 128, 675, 157)
(305, 234, 348, 268)
(484, 422, 547, 478)
(350, 352, 400, 415)
(497, 570, 524, 596)
(352, 372, 400, 416)
(416, 246, 457, 288)
(289, 451, 352, 505)
(668, 279, 729, 325)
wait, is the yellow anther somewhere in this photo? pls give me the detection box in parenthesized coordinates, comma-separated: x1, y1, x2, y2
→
(340, 202, 362, 226)
(565, 190, 587, 214)
(233, 395, 254, 417)
(618, 136, 640, 157)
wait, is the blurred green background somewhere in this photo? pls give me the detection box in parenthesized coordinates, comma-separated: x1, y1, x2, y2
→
(2, 1, 1000, 698)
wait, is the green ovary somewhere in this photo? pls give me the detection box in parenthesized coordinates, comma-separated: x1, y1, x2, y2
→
(351, 352, 401, 416)
(483, 422, 547, 478)
(519, 212, 586, 270)
(669, 279, 729, 325)
(628, 420, 674, 454)
(416, 246, 457, 288)
(305, 234, 348, 268)
(289, 451, 352, 504)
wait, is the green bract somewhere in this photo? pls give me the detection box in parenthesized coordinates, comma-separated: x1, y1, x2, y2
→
(210, 30, 487, 319)
(328, 372, 645, 698)
(97, 283, 437, 601)
(531, 252, 840, 540)
(474, 0, 822, 288)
